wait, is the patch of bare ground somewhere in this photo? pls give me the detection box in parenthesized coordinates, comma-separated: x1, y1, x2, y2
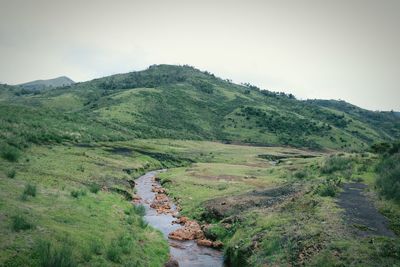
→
(188, 172, 242, 181)
(202, 184, 298, 220)
(337, 183, 396, 237)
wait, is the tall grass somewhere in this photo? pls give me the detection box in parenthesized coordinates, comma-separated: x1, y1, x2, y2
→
(320, 155, 353, 175)
(376, 153, 400, 202)
(35, 240, 76, 267)
(20, 183, 37, 201)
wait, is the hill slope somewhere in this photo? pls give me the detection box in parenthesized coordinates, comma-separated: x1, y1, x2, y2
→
(1, 65, 399, 153)
(18, 76, 74, 90)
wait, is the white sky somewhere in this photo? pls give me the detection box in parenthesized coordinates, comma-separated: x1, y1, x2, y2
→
(0, 0, 399, 111)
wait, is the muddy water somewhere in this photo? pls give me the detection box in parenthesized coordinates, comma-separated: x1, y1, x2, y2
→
(135, 171, 224, 267)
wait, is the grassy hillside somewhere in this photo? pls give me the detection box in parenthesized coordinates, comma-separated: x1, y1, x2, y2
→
(1, 64, 399, 155)
(0, 143, 176, 266)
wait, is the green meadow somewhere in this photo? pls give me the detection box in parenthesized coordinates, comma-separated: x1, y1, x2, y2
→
(1, 65, 399, 266)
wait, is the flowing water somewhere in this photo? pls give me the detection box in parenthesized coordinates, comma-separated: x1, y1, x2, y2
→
(135, 171, 224, 267)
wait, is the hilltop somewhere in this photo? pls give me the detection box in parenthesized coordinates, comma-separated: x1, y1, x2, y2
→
(17, 76, 74, 90)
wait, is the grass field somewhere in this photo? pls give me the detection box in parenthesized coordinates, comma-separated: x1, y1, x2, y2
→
(1, 139, 399, 266)
(0, 143, 169, 267)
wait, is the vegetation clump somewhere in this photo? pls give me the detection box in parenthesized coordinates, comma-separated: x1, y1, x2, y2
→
(88, 183, 101, 194)
(106, 235, 135, 263)
(34, 240, 76, 267)
(376, 152, 400, 202)
(21, 183, 37, 200)
(1, 145, 20, 162)
(70, 189, 87, 198)
(320, 155, 353, 175)
(315, 177, 341, 197)
(7, 169, 16, 178)
(11, 215, 35, 232)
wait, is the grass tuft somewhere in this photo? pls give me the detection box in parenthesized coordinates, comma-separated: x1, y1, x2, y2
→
(70, 189, 87, 198)
(34, 240, 76, 267)
(1, 145, 20, 162)
(88, 183, 101, 194)
(20, 183, 37, 200)
(11, 215, 34, 232)
(7, 169, 16, 178)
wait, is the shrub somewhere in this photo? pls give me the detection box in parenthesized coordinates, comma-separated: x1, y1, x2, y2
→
(160, 178, 172, 185)
(217, 184, 228, 190)
(77, 165, 85, 172)
(117, 235, 134, 254)
(106, 244, 122, 263)
(376, 153, 400, 202)
(11, 215, 34, 231)
(1, 145, 20, 162)
(205, 224, 230, 240)
(81, 248, 92, 262)
(320, 156, 352, 174)
(70, 189, 86, 198)
(88, 183, 101, 194)
(138, 217, 148, 229)
(7, 169, 16, 178)
(293, 170, 307, 179)
(90, 239, 103, 255)
(106, 235, 135, 262)
(20, 193, 28, 201)
(126, 216, 135, 225)
(131, 204, 146, 216)
(35, 240, 76, 267)
(21, 184, 37, 200)
(315, 177, 341, 197)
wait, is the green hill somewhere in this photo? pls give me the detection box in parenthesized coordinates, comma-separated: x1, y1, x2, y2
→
(17, 76, 74, 91)
(1, 64, 399, 153)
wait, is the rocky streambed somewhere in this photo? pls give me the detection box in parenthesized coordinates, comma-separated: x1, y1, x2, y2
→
(134, 171, 224, 267)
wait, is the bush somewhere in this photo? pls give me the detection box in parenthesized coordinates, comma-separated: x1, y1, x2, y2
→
(315, 177, 341, 197)
(376, 153, 400, 202)
(320, 156, 352, 174)
(138, 217, 148, 229)
(129, 204, 145, 216)
(117, 235, 134, 254)
(21, 183, 37, 200)
(217, 184, 228, 190)
(70, 189, 86, 198)
(7, 169, 16, 178)
(106, 235, 135, 263)
(293, 170, 307, 179)
(106, 244, 122, 263)
(88, 183, 100, 194)
(1, 145, 20, 162)
(35, 240, 76, 267)
(90, 239, 103, 255)
(205, 224, 230, 240)
(11, 215, 34, 231)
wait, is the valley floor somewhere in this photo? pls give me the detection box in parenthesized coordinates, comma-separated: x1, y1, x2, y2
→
(0, 139, 399, 266)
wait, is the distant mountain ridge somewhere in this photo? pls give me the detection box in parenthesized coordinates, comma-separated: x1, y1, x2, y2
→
(18, 76, 74, 90)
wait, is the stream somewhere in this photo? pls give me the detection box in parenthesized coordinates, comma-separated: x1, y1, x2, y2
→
(135, 171, 224, 267)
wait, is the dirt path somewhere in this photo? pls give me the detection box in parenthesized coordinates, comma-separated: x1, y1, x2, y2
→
(337, 183, 396, 238)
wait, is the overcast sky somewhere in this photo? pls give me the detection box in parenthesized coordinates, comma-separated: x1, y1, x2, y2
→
(0, 0, 399, 111)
